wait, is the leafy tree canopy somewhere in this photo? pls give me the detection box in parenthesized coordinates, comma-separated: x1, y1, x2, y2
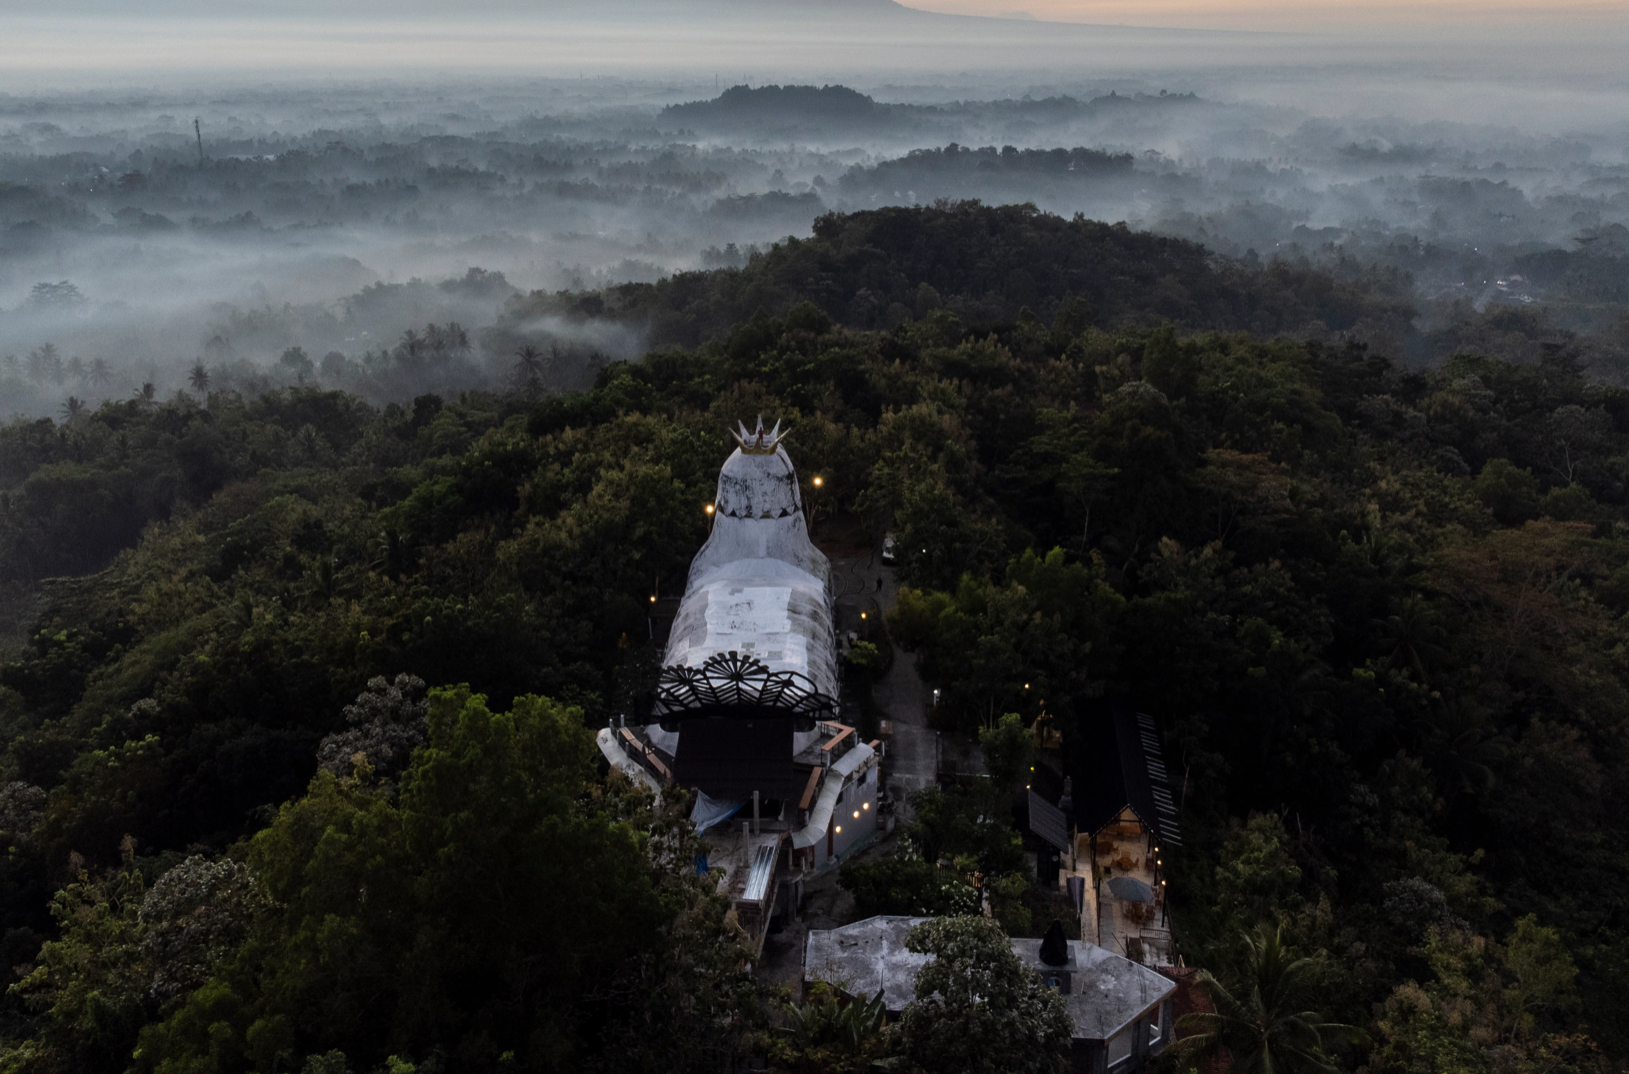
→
(895, 915, 1072, 1074)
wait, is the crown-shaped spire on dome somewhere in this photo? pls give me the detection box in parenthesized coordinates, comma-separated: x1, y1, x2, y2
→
(732, 415, 786, 455)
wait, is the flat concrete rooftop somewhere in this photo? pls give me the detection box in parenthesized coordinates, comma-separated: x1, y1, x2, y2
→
(804, 915, 1176, 1042)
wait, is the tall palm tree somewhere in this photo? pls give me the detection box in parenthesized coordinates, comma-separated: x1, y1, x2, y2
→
(1423, 696, 1503, 808)
(134, 382, 157, 408)
(1374, 592, 1448, 687)
(25, 344, 55, 385)
(397, 328, 422, 367)
(89, 358, 112, 387)
(445, 321, 470, 357)
(189, 362, 210, 394)
(1174, 926, 1356, 1074)
(514, 344, 544, 399)
(59, 396, 87, 425)
(366, 528, 411, 577)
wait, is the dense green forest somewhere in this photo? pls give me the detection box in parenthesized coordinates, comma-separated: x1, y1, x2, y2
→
(0, 202, 1625, 1073)
(507, 199, 1629, 381)
(508, 202, 1415, 348)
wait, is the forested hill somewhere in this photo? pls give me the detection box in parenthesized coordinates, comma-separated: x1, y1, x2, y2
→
(658, 83, 1206, 135)
(661, 83, 883, 127)
(502, 201, 1414, 349)
(0, 204, 1623, 1072)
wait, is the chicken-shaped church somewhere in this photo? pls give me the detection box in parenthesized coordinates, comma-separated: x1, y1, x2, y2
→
(598, 418, 880, 949)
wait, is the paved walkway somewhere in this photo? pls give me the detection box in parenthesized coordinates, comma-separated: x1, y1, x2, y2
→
(829, 551, 938, 819)
(1093, 835, 1176, 965)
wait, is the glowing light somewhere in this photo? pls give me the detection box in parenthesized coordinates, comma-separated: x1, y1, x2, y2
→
(860, 612, 867, 619)
(835, 825, 842, 834)
(862, 802, 870, 810)
(813, 476, 823, 487)
(705, 503, 714, 514)
(649, 595, 657, 603)
(853, 810, 860, 818)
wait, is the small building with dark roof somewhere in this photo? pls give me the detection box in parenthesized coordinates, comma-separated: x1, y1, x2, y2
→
(1070, 697, 1182, 853)
(1066, 697, 1182, 965)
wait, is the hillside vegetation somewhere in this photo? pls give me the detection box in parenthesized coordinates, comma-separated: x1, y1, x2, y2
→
(0, 204, 1622, 1072)
(504, 201, 1415, 349)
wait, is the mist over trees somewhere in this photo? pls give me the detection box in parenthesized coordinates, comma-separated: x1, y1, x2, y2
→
(0, 52, 1627, 1072)
(2, 78, 1628, 421)
(506, 201, 1416, 348)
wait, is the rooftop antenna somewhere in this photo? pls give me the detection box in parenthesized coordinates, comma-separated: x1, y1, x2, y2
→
(194, 117, 204, 167)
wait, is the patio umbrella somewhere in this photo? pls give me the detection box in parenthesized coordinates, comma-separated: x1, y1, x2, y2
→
(1108, 876, 1155, 903)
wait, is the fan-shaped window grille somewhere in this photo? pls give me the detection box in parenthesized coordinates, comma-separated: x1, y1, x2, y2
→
(656, 651, 837, 719)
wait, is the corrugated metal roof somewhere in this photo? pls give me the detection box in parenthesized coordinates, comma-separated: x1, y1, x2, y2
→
(1136, 711, 1183, 847)
(743, 843, 777, 904)
(1073, 698, 1183, 848)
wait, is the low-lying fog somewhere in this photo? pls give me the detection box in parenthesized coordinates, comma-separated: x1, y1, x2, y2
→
(2, 4, 1628, 416)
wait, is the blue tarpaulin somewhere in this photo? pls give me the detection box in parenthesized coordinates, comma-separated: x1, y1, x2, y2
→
(689, 790, 745, 833)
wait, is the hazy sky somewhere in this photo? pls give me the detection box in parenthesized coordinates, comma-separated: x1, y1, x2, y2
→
(903, 0, 1627, 29)
(1, 2, 1627, 127)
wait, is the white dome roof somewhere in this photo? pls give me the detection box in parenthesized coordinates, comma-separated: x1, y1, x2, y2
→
(661, 423, 837, 702)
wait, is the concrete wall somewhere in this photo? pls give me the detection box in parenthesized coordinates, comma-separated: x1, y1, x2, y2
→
(1112, 1005, 1169, 1073)
(1072, 1040, 1108, 1074)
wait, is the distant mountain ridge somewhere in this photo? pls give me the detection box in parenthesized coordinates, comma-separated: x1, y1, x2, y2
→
(660, 83, 1205, 134)
(663, 84, 882, 127)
